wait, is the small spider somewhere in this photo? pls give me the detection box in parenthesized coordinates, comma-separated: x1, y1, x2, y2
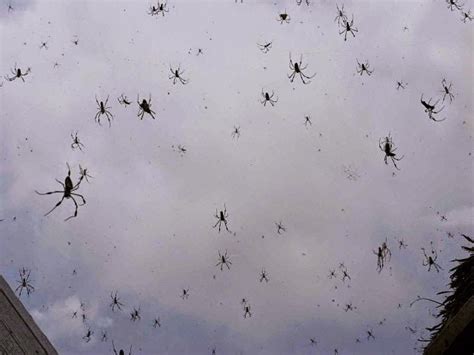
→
(260, 90, 278, 106)
(39, 41, 48, 50)
(181, 288, 190, 299)
(277, 11, 290, 24)
(310, 338, 317, 346)
(35, 163, 86, 221)
(339, 15, 358, 41)
(71, 131, 84, 151)
(110, 291, 124, 311)
(173, 144, 187, 156)
(216, 250, 232, 271)
(304, 116, 312, 127)
(446, 0, 464, 11)
(296, 0, 310, 6)
(130, 307, 141, 321)
(344, 303, 355, 312)
(421, 246, 442, 272)
(275, 221, 286, 234)
(169, 66, 188, 85)
(153, 317, 161, 328)
(83, 328, 94, 343)
(148, 1, 169, 16)
(72, 38, 79, 46)
(334, 4, 348, 25)
(328, 269, 337, 279)
(447, 232, 454, 239)
(213, 205, 231, 233)
(53, 62, 60, 69)
(112, 341, 133, 355)
(440, 79, 454, 103)
(72, 310, 78, 318)
(79, 165, 93, 183)
(379, 134, 404, 170)
(396, 81, 407, 90)
(94, 95, 113, 127)
(257, 41, 272, 53)
(259, 269, 269, 282)
(367, 329, 375, 341)
(461, 9, 473, 22)
(101, 331, 108, 342)
(4, 64, 31, 82)
(15, 268, 35, 297)
(340, 266, 351, 282)
(420, 94, 446, 122)
(231, 125, 241, 139)
(137, 94, 156, 119)
(118, 94, 132, 107)
(82, 313, 87, 323)
(288, 54, 316, 84)
(356, 59, 373, 76)
(398, 239, 407, 249)
(8, 3, 13, 12)
(243, 302, 252, 318)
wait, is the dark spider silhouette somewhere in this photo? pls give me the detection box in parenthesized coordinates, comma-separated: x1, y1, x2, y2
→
(396, 80, 407, 90)
(5, 64, 31, 82)
(72, 310, 78, 318)
(373, 239, 391, 273)
(446, 0, 464, 11)
(79, 165, 93, 183)
(94, 95, 113, 127)
(35, 163, 86, 221)
(288, 54, 316, 84)
(15, 268, 34, 297)
(71, 131, 84, 151)
(461, 9, 473, 22)
(344, 303, 356, 312)
(118, 94, 132, 107)
(260, 90, 278, 106)
(379, 134, 404, 170)
(421, 246, 442, 272)
(112, 340, 133, 355)
(196, 48, 204, 56)
(153, 317, 161, 328)
(231, 125, 241, 139)
(440, 79, 454, 103)
(148, 1, 168, 16)
(213, 205, 231, 233)
(334, 4, 348, 25)
(181, 288, 190, 299)
(243, 302, 252, 318)
(304, 116, 312, 127)
(398, 239, 407, 249)
(137, 94, 156, 119)
(101, 331, 108, 342)
(367, 329, 375, 341)
(277, 11, 290, 24)
(72, 38, 79, 46)
(296, 0, 310, 6)
(39, 41, 48, 50)
(83, 328, 93, 343)
(110, 291, 124, 311)
(339, 15, 358, 41)
(420, 94, 446, 122)
(259, 269, 269, 282)
(328, 269, 337, 279)
(257, 41, 272, 53)
(172, 144, 187, 156)
(275, 220, 286, 234)
(356, 59, 373, 76)
(310, 338, 317, 346)
(130, 307, 141, 321)
(169, 66, 188, 85)
(216, 250, 232, 270)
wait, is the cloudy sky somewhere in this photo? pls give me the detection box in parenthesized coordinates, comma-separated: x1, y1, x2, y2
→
(0, 0, 472, 354)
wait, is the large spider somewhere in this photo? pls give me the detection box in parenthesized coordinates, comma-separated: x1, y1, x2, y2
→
(137, 94, 156, 120)
(148, 1, 168, 16)
(113, 341, 133, 355)
(130, 307, 141, 321)
(118, 94, 132, 107)
(181, 288, 190, 299)
(260, 90, 278, 106)
(334, 4, 348, 25)
(110, 291, 124, 311)
(83, 328, 94, 343)
(379, 134, 404, 170)
(259, 268, 269, 282)
(339, 15, 358, 41)
(4, 64, 31, 82)
(216, 250, 232, 270)
(422, 247, 442, 272)
(440, 79, 454, 103)
(15, 268, 35, 297)
(257, 41, 272, 53)
(94, 95, 113, 127)
(213, 205, 231, 233)
(288, 54, 316, 84)
(420, 94, 446, 122)
(356, 59, 373, 76)
(71, 131, 84, 151)
(35, 163, 86, 221)
(446, 0, 464, 11)
(277, 11, 290, 24)
(169, 66, 188, 85)
(461, 10, 473, 22)
(231, 125, 241, 139)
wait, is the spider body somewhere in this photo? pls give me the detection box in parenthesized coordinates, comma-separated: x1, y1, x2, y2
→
(110, 291, 124, 311)
(153, 318, 161, 328)
(130, 307, 141, 321)
(149, 1, 168, 16)
(379, 134, 404, 170)
(118, 94, 132, 106)
(94, 96, 113, 126)
(257, 42, 272, 53)
(396, 81, 407, 90)
(137, 95, 156, 119)
(83, 328, 93, 343)
(71, 131, 84, 151)
(169, 66, 188, 85)
(461, 10, 473, 22)
(335, 4, 348, 25)
(446, 0, 463, 11)
(213, 205, 231, 233)
(15, 268, 34, 297)
(276, 221, 286, 234)
(260, 90, 278, 106)
(113, 341, 133, 355)
(422, 247, 442, 272)
(277, 12, 290, 24)
(5, 65, 31, 82)
(181, 288, 190, 299)
(339, 15, 358, 41)
(367, 329, 375, 340)
(420, 95, 446, 122)
(216, 250, 232, 270)
(441, 79, 454, 103)
(231, 126, 240, 139)
(288, 54, 315, 84)
(356, 60, 373, 76)
(243, 303, 252, 318)
(259, 269, 269, 282)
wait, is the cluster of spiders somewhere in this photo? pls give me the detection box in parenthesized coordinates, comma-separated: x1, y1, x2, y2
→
(334, 4, 358, 41)
(373, 239, 392, 273)
(444, 0, 473, 22)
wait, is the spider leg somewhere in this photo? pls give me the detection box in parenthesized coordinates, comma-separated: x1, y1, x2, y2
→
(35, 190, 63, 195)
(391, 157, 400, 170)
(44, 196, 66, 216)
(64, 196, 79, 221)
(71, 193, 86, 205)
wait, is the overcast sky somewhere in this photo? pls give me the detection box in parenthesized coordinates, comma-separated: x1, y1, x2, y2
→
(0, 0, 473, 354)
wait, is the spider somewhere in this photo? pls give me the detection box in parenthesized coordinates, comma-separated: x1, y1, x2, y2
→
(421, 247, 442, 272)
(148, 1, 168, 16)
(447, 232, 454, 239)
(340, 266, 351, 282)
(296, 0, 310, 6)
(83, 328, 93, 343)
(446, 0, 463, 11)
(71, 131, 84, 151)
(113, 341, 133, 355)
(8, 3, 13, 12)
(243, 302, 252, 318)
(334, 4, 348, 25)
(461, 9, 473, 22)
(72, 38, 79, 46)
(82, 313, 87, 323)
(169, 66, 188, 85)
(173, 144, 187, 156)
(94, 95, 113, 127)
(373, 239, 391, 273)
(344, 303, 355, 312)
(260, 90, 278, 106)
(339, 15, 358, 41)
(259, 269, 269, 282)
(440, 79, 454, 103)
(101, 331, 108, 342)
(15, 268, 35, 297)
(35, 163, 86, 221)
(277, 11, 290, 24)
(79, 165, 93, 183)
(231, 125, 241, 139)
(213, 205, 231, 233)
(356, 59, 373, 76)
(216, 250, 232, 271)
(72, 310, 78, 318)
(310, 338, 317, 346)
(257, 41, 272, 53)
(367, 329, 375, 341)
(53, 62, 60, 69)
(275, 221, 286, 234)
(328, 269, 337, 279)
(39, 41, 48, 50)
(137, 94, 156, 119)
(130, 307, 141, 321)
(110, 291, 124, 311)
(4, 64, 31, 82)
(181, 288, 190, 299)
(379, 134, 404, 170)
(396, 80, 407, 90)
(196, 48, 204, 56)
(118, 94, 132, 107)
(420, 94, 446, 122)
(288, 54, 316, 84)
(304, 116, 312, 127)
(153, 317, 161, 328)
(398, 239, 407, 249)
